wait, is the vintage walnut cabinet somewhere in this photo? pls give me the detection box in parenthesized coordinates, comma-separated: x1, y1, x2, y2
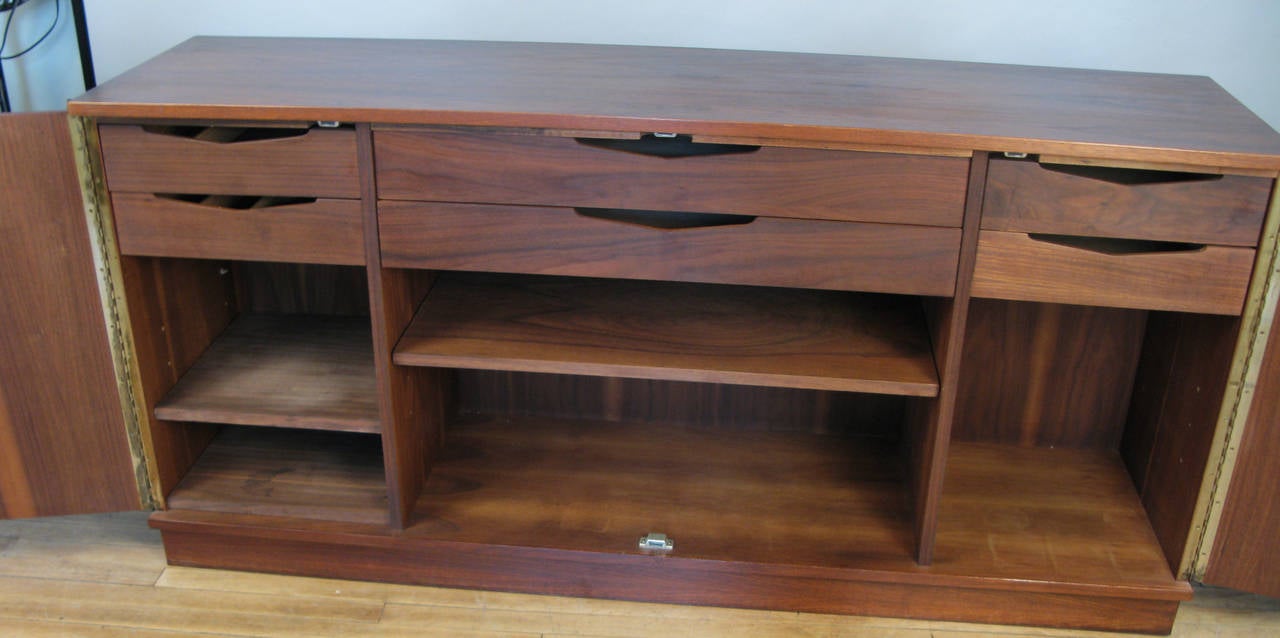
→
(3, 37, 1280, 634)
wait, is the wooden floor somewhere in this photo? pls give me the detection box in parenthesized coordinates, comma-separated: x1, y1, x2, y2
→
(0, 512, 1276, 637)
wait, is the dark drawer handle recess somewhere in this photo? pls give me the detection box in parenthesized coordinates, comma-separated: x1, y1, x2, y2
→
(1040, 162, 1223, 186)
(1028, 233, 1206, 256)
(576, 134, 760, 158)
(141, 125, 311, 144)
(575, 207, 756, 230)
(156, 193, 317, 210)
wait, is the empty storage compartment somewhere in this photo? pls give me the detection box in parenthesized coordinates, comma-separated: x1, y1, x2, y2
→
(937, 298, 1237, 603)
(118, 257, 387, 522)
(388, 271, 943, 568)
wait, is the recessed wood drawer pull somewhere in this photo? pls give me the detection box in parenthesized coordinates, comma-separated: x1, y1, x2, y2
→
(574, 207, 757, 230)
(155, 193, 318, 210)
(1038, 162, 1223, 185)
(1027, 233, 1206, 255)
(140, 124, 312, 144)
(576, 133, 760, 158)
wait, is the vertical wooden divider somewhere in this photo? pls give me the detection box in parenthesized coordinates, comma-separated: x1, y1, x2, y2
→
(909, 152, 988, 564)
(358, 124, 446, 529)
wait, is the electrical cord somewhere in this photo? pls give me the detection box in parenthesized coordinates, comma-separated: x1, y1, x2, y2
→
(0, 0, 59, 112)
(2, 0, 59, 60)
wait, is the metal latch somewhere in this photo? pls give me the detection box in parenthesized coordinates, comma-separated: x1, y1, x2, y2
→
(651, 132, 679, 138)
(638, 532, 674, 552)
(316, 121, 342, 128)
(1002, 151, 1029, 159)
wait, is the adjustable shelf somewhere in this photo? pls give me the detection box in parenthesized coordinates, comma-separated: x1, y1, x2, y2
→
(393, 273, 940, 397)
(154, 314, 380, 433)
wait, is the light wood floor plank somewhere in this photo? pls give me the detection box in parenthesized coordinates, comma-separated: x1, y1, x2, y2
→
(0, 618, 231, 637)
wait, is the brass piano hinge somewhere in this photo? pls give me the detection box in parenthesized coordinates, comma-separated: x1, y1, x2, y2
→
(69, 115, 163, 511)
(1183, 179, 1280, 579)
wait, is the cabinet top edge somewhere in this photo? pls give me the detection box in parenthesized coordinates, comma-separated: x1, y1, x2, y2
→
(68, 36, 1280, 171)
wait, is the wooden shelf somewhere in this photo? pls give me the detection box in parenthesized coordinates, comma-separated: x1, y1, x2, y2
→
(166, 425, 387, 525)
(389, 416, 1184, 596)
(150, 417, 1188, 632)
(935, 442, 1187, 594)
(407, 414, 913, 569)
(155, 314, 380, 433)
(394, 274, 940, 396)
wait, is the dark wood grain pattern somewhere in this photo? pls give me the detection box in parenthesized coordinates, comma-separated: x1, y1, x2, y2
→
(410, 415, 912, 568)
(232, 263, 369, 316)
(165, 425, 387, 525)
(394, 274, 939, 396)
(972, 230, 1254, 315)
(112, 193, 365, 265)
(982, 158, 1272, 246)
(1205, 317, 1280, 597)
(374, 128, 968, 226)
(153, 315, 379, 433)
(953, 299, 1147, 448)
(146, 431, 1189, 633)
(359, 124, 446, 529)
(69, 37, 1280, 170)
(0, 112, 138, 518)
(98, 124, 359, 198)
(119, 256, 236, 497)
(907, 152, 989, 565)
(456, 371, 903, 437)
(153, 513, 1181, 634)
(1124, 313, 1239, 570)
(378, 202, 961, 296)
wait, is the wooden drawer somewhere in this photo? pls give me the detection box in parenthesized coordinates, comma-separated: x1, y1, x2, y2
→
(374, 129, 969, 227)
(379, 202, 961, 295)
(113, 193, 365, 265)
(99, 124, 360, 198)
(983, 158, 1272, 246)
(971, 231, 1255, 315)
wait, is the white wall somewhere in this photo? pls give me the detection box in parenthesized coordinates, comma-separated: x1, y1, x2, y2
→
(7, 1, 1280, 131)
(0, 0, 84, 111)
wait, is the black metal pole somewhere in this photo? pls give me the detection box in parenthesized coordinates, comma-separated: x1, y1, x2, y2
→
(69, 0, 92, 89)
(0, 59, 10, 112)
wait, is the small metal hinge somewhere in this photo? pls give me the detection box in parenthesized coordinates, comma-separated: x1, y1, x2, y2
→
(316, 121, 342, 128)
(651, 132, 679, 138)
(1003, 151, 1029, 159)
(638, 532, 674, 552)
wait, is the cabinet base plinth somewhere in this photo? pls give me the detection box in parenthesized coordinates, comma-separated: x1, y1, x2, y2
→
(152, 511, 1185, 635)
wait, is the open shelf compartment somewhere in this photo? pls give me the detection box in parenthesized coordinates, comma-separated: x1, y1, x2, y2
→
(404, 413, 912, 568)
(164, 425, 388, 525)
(393, 273, 940, 397)
(154, 314, 380, 433)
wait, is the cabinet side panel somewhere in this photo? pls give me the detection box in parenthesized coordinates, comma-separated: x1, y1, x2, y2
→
(1204, 321, 1280, 597)
(1124, 314, 1239, 571)
(0, 112, 139, 518)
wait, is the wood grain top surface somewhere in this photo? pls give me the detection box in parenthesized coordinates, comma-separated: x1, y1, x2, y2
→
(70, 37, 1280, 170)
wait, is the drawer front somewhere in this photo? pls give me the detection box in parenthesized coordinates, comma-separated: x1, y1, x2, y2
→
(379, 202, 961, 296)
(983, 158, 1272, 247)
(99, 124, 360, 198)
(113, 193, 365, 265)
(374, 129, 969, 227)
(972, 231, 1255, 315)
